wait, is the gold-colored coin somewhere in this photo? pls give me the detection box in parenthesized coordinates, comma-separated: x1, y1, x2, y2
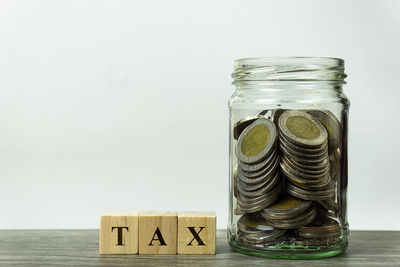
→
(279, 110, 328, 148)
(236, 118, 277, 164)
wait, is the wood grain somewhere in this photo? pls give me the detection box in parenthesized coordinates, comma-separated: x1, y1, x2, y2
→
(99, 211, 139, 254)
(138, 211, 177, 254)
(177, 211, 216, 254)
(0, 230, 399, 266)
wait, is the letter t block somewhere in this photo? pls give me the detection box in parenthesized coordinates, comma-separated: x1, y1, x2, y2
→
(99, 211, 139, 254)
(177, 211, 216, 254)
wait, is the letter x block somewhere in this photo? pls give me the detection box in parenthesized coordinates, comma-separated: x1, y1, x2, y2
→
(99, 211, 139, 254)
(177, 211, 216, 254)
(138, 211, 177, 254)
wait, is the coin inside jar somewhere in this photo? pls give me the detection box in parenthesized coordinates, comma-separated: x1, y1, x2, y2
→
(261, 196, 312, 220)
(236, 118, 277, 164)
(278, 110, 328, 148)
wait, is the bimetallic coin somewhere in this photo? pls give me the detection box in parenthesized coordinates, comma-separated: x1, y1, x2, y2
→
(236, 118, 278, 164)
(279, 132, 328, 154)
(306, 109, 341, 154)
(298, 216, 340, 239)
(239, 147, 277, 173)
(329, 148, 341, 181)
(295, 237, 338, 246)
(287, 183, 334, 201)
(283, 154, 329, 172)
(237, 212, 274, 234)
(271, 109, 287, 124)
(237, 171, 280, 195)
(233, 116, 263, 140)
(238, 155, 280, 185)
(265, 206, 317, 229)
(233, 166, 238, 198)
(280, 159, 330, 181)
(279, 139, 328, 160)
(279, 110, 328, 148)
(238, 152, 279, 178)
(238, 228, 286, 245)
(279, 142, 328, 165)
(261, 196, 312, 220)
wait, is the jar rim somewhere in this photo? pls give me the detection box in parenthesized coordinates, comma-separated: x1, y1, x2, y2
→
(234, 57, 344, 68)
(233, 57, 346, 84)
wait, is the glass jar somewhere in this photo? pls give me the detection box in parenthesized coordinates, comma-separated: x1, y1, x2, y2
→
(227, 57, 350, 259)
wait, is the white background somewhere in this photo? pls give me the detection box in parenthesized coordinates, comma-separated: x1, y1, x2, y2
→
(1, 0, 399, 230)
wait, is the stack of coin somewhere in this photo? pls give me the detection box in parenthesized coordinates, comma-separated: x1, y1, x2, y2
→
(261, 196, 316, 229)
(235, 117, 281, 213)
(278, 110, 334, 201)
(237, 212, 286, 245)
(295, 216, 341, 246)
(306, 110, 342, 181)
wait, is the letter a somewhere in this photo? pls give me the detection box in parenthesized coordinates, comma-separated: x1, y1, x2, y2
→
(148, 227, 167, 246)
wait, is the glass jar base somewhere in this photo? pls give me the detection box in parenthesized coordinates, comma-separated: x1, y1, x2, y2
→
(228, 232, 348, 259)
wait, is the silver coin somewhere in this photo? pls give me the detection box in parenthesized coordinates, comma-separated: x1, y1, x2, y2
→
(237, 172, 280, 197)
(283, 154, 329, 172)
(280, 159, 329, 181)
(237, 212, 277, 234)
(238, 171, 280, 194)
(281, 155, 329, 176)
(318, 199, 339, 213)
(329, 147, 341, 181)
(294, 237, 338, 246)
(271, 109, 288, 124)
(236, 118, 278, 164)
(239, 147, 277, 173)
(279, 139, 328, 160)
(265, 206, 317, 229)
(238, 229, 286, 245)
(237, 185, 281, 213)
(233, 115, 267, 140)
(306, 109, 341, 154)
(238, 149, 279, 178)
(278, 110, 328, 148)
(279, 131, 328, 154)
(233, 166, 238, 198)
(261, 196, 312, 220)
(238, 155, 280, 185)
(237, 182, 281, 204)
(279, 143, 328, 165)
(287, 183, 334, 201)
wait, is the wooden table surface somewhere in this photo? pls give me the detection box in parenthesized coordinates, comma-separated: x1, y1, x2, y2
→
(0, 230, 399, 266)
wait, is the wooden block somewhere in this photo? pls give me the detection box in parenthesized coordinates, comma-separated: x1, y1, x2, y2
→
(99, 211, 139, 254)
(177, 211, 216, 254)
(138, 211, 177, 254)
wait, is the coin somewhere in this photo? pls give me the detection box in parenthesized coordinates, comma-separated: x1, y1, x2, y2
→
(233, 116, 262, 140)
(236, 118, 278, 164)
(238, 155, 280, 185)
(306, 109, 341, 154)
(238, 152, 279, 178)
(237, 171, 280, 194)
(237, 212, 273, 233)
(287, 183, 334, 201)
(239, 148, 277, 173)
(279, 110, 328, 148)
(298, 217, 340, 239)
(261, 196, 312, 220)
(271, 109, 287, 124)
(264, 206, 317, 229)
(283, 154, 329, 172)
(329, 147, 341, 181)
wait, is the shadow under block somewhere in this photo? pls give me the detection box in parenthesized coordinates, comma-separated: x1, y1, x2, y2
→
(177, 211, 216, 254)
(99, 211, 139, 254)
(138, 211, 178, 254)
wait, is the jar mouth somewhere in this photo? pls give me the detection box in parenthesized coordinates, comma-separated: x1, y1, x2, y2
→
(232, 57, 346, 84)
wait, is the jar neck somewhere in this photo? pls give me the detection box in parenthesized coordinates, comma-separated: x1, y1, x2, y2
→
(232, 57, 346, 93)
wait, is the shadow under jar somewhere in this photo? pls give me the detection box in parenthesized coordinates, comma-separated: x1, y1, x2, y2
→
(227, 57, 350, 259)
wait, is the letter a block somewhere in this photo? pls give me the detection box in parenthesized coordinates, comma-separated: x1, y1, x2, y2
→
(99, 211, 139, 254)
(138, 211, 177, 254)
(177, 211, 216, 254)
